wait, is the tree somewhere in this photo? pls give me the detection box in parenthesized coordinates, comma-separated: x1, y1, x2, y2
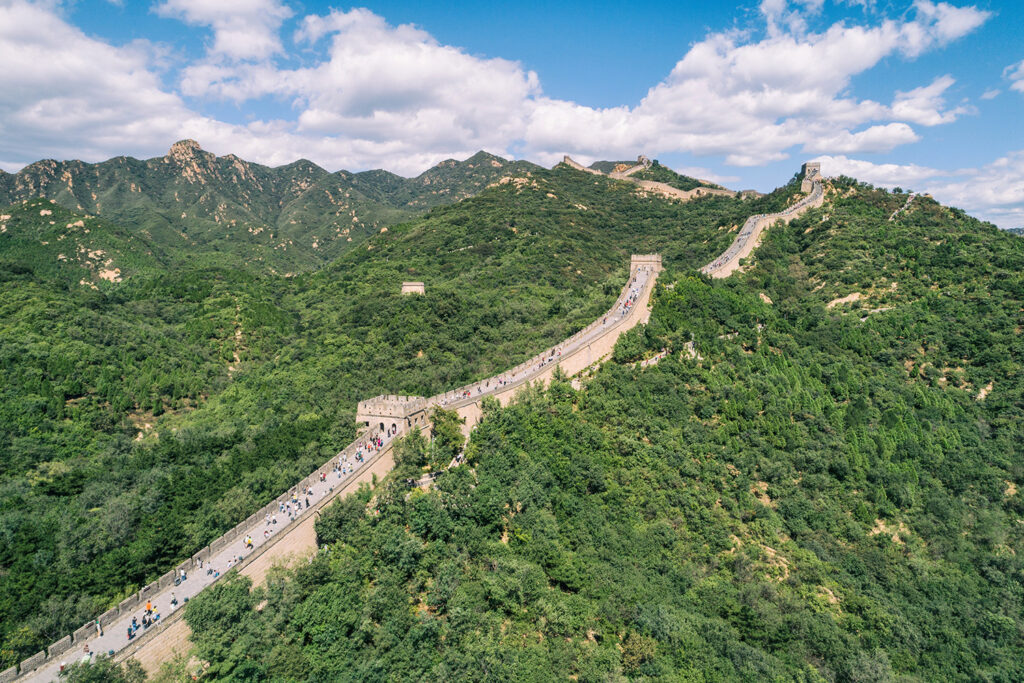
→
(60, 657, 146, 683)
(430, 408, 465, 468)
(393, 428, 428, 472)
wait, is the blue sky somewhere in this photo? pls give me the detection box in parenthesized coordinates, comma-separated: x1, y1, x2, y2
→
(0, 0, 1021, 226)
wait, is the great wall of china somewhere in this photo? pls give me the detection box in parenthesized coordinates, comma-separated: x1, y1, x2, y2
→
(9, 164, 824, 683)
(560, 154, 741, 202)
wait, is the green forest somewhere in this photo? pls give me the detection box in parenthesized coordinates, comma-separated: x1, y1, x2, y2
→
(4, 159, 1022, 681)
(0, 163, 777, 668)
(176, 178, 1023, 681)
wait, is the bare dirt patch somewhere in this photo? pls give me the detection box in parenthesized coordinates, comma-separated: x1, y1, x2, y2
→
(751, 480, 776, 508)
(869, 518, 909, 545)
(826, 292, 863, 309)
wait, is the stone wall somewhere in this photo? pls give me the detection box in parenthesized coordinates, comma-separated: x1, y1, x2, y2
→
(561, 155, 603, 175)
(561, 154, 736, 203)
(703, 174, 824, 277)
(45, 637, 71, 660)
(16, 654, 44, 677)
(401, 282, 425, 295)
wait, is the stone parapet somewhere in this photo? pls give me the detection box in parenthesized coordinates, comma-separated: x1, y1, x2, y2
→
(17, 654, 45, 677)
(71, 622, 92, 644)
(46, 637, 71, 660)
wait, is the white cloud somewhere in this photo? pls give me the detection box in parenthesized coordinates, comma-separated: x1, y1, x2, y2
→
(890, 75, 971, 125)
(812, 154, 944, 185)
(0, 0, 1001, 195)
(176, 8, 540, 170)
(166, 0, 991, 171)
(0, 0, 193, 163)
(980, 88, 1000, 100)
(524, 0, 988, 165)
(911, 0, 990, 46)
(154, 0, 293, 61)
(1005, 59, 1024, 93)
(926, 151, 1024, 227)
(804, 123, 920, 153)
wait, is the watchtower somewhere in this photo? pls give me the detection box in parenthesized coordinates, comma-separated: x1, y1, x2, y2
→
(801, 162, 822, 192)
(401, 282, 425, 295)
(630, 254, 663, 275)
(355, 395, 429, 434)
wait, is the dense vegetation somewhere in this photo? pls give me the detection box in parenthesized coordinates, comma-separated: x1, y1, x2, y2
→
(0, 163, 777, 667)
(180, 178, 1023, 681)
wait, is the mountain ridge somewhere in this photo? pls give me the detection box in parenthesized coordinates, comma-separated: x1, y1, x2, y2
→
(0, 142, 541, 271)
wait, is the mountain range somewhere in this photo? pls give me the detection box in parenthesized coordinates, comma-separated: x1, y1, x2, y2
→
(0, 141, 543, 272)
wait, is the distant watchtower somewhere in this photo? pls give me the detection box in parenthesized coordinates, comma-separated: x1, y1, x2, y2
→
(401, 282, 425, 295)
(630, 254, 662, 275)
(801, 162, 822, 193)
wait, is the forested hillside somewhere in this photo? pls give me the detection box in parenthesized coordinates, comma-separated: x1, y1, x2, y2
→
(177, 178, 1023, 681)
(0, 163, 783, 668)
(0, 143, 539, 272)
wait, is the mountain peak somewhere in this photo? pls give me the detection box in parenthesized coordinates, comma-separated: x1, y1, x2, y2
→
(168, 139, 204, 160)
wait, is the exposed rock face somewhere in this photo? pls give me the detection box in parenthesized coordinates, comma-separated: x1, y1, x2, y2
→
(168, 139, 203, 159)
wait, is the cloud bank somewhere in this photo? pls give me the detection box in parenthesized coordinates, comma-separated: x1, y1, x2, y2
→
(0, 0, 1018, 226)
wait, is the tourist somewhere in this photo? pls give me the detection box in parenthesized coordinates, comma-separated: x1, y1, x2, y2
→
(94, 618, 102, 637)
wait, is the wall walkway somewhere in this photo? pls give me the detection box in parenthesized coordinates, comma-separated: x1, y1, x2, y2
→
(701, 179, 824, 278)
